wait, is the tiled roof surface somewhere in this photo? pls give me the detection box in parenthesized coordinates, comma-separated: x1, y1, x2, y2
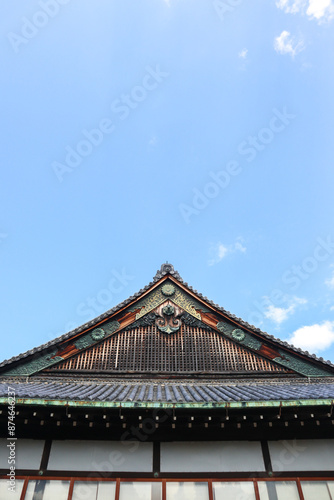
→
(1, 263, 333, 370)
(1, 378, 334, 403)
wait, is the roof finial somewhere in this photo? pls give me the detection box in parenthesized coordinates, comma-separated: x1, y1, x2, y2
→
(153, 263, 182, 282)
(161, 262, 174, 273)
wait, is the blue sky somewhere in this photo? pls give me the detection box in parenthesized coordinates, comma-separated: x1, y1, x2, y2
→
(1, 0, 334, 365)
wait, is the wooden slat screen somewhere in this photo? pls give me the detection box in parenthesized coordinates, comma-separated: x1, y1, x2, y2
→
(50, 325, 288, 374)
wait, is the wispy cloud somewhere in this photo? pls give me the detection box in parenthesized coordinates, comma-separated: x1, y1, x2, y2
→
(276, 0, 306, 13)
(208, 238, 246, 266)
(264, 296, 307, 325)
(234, 241, 247, 253)
(325, 267, 334, 289)
(289, 320, 334, 352)
(208, 243, 228, 266)
(148, 136, 158, 150)
(274, 31, 305, 57)
(276, 0, 334, 22)
(238, 48, 248, 59)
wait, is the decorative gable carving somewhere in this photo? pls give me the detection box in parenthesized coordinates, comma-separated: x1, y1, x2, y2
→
(48, 308, 291, 375)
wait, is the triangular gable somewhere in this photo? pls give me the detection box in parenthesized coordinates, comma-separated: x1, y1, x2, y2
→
(1, 264, 333, 378)
(46, 300, 291, 375)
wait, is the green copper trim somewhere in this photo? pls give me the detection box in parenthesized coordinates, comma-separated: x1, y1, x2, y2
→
(1, 351, 64, 377)
(132, 282, 210, 321)
(172, 288, 203, 319)
(132, 288, 167, 319)
(217, 322, 262, 350)
(273, 349, 332, 377)
(216, 321, 332, 378)
(74, 320, 120, 350)
(181, 312, 211, 330)
(91, 328, 105, 341)
(0, 397, 332, 410)
(231, 329, 246, 342)
(2, 320, 121, 378)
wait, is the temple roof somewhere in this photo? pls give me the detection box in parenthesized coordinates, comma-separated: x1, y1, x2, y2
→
(1, 377, 334, 407)
(1, 263, 334, 380)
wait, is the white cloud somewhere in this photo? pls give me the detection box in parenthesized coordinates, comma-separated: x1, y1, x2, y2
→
(264, 304, 293, 323)
(289, 320, 334, 351)
(325, 269, 334, 289)
(274, 31, 305, 57)
(307, 0, 334, 20)
(264, 296, 307, 325)
(217, 243, 229, 260)
(208, 244, 228, 266)
(238, 48, 248, 59)
(276, 0, 334, 21)
(276, 0, 306, 13)
(234, 241, 247, 253)
(208, 239, 246, 266)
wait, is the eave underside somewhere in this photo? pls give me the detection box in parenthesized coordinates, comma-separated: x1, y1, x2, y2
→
(2, 377, 334, 464)
(1, 397, 333, 442)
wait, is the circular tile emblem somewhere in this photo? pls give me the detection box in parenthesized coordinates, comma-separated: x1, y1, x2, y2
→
(91, 328, 105, 341)
(161, 284, 175, 296)
(232, 329, 246, 342)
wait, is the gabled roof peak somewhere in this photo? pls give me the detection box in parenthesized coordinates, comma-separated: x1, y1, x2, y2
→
(1, 264, 334, 378)
(153, 263, 182, 282)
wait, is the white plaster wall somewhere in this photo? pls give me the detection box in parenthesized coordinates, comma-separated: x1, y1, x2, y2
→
(269, 439, 334, 471)
(0, 439, 44, 469)
(161, 441, 265, 472)
(48, 440, 153, 472)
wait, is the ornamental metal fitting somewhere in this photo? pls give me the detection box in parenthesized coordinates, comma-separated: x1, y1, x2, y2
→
(156, 302, 181, 334)
(231, 329, 246, 342)
(162, 304, 175, 316)
(161, 284, 176, 296)
(91, 328, 105, 341)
